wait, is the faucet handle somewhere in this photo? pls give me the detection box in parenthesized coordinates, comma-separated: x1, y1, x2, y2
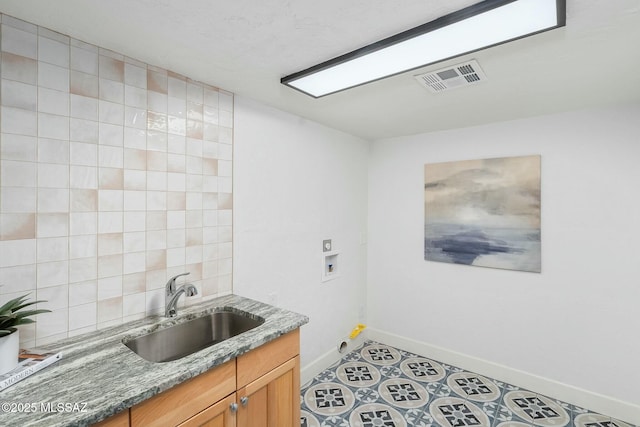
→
(165, 272, 190, 295)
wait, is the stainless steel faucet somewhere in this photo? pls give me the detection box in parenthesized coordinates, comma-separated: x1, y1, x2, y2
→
(165, 272, 198, 317)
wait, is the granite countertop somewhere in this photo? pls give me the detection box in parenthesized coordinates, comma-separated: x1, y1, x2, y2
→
(0, 294, 309, 427)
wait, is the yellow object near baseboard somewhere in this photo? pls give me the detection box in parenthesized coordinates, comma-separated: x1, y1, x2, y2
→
(349, 323, 366, 339)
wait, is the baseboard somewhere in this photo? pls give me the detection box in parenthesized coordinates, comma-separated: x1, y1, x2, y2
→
(300, 334, 366, 386)
(366, 328, 640, 426)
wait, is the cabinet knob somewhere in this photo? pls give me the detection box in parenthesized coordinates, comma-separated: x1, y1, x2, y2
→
(230, 402, 238, 413)
(240, 396, 249, 406)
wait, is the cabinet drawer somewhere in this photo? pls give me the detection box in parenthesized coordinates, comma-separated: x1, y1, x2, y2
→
(236, 329, 299, 388)
(131, 359, 236, 427)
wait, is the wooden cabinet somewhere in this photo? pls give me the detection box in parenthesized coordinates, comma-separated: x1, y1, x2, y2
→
(101, 328, 300, 427)
(178, 393, 236, 427)
(237, 356, 300, 427)
(131, 359, 236, 427)
(236, 329, 300, 427)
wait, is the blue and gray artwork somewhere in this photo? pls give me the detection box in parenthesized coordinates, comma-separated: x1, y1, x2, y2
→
(424, 156, 541, 273)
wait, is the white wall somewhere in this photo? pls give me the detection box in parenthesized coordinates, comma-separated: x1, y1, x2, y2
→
(367, 103, 640, 406)
(233, 96, 369, 370)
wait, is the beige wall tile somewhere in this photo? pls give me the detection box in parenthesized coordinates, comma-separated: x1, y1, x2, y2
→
(167, 192, 186, 211)
(1, 134, 37, 161)
(70, 70, 99, 98)
(146, 230, 166, 251)
(0, 14, 232, 338)
(146, 249, 166, 271)
(37, 213, 69, 238)
(125, 85, 147, 109)
(36, 236, 68, 262)
(38, 188, 69, 213)
(144, 269, 166, 292)
(97, 296, 122, 323)
(70, 189, 98, 212)
(123, 211, 146, 232)
(2, 24, 37, 59)
(38, 36, 69, 67)
(69, 257, 97, 284)
(124, 63, 146, 88)
(38, 62, 69, 92)
(166, 229, 185, 249)
(123, 231, 145, 253)
(98, 189, 123, 211)
(69, 212, 97, 236)
(98, 232, 123, 256)
(69, 302, 97, 330)
(37, 163, 69, 188)
(0, 187, 37, 213)
(37, 284, 69, 310)
(123, 292, 145, 317)
(1, 52, 37, 84)
(97, 254, 123, 279)
(98, 212, 123, 234)
(70, 94, 98, 120)
(98, 145, 123, 168)
(38, 138, 69, 164)
(37, 260, 69, 288)
(2, 79, 37, 110)
(70, 142, 98, 166)
(99, 100, 124, 125)
(69, 235, 97, 259)
(70, 45, 98, 75)
(186, 228, 203, 246)
(123, 272, 145, 295)
(124, 190, 146, 211)
(1, 159, 36, 187)
(36, 309, 68, 341)
(98, 122, 123, 147)
(69, 280, 97, 306)
(147, 69, 167, 94)
(1, 106, 36, 135)
(99, 55, 124, 82)
(0, 213, 36, 240)
(123, 252, 145, 275)
(124, 106, 147, 129)
(0, 264, 36, 293)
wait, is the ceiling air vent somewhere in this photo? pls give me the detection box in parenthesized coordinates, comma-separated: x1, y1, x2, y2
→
(414, 59, 487, 93)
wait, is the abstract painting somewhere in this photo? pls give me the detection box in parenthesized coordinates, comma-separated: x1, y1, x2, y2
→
(424, 155, 541, 272)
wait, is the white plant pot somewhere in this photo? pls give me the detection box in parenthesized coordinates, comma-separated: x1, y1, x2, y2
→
(0, 330, 19, 375)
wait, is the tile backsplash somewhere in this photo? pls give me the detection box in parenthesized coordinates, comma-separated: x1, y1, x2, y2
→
(0, 14, 234, 347)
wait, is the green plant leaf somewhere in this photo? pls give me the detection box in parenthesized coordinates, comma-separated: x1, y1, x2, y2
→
(11, 300, 48, 313)
(15, 309, 51, 319)
(0, 296, 28, 315)
(0, 294, 51, 330)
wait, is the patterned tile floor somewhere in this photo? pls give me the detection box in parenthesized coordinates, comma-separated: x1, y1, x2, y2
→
(300, 340, 636, 427)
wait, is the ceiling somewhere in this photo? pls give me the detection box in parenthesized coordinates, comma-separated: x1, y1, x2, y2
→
(1, 0, 639, 140)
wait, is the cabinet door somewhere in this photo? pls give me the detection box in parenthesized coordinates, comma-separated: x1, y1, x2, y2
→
(178, 393, 236, 427)
(237, 356, 300, 427)
(131, 360, 236, 427)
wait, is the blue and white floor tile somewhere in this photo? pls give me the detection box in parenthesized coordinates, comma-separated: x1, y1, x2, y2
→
(300, 340, 636, 427)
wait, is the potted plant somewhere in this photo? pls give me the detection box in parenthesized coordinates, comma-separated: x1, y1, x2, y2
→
(0, 294, 51, 374)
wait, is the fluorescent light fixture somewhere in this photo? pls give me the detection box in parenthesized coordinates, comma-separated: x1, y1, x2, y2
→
(281, 0, 566, 98)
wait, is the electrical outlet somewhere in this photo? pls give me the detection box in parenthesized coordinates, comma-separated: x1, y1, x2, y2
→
(323, 239, 332, 252)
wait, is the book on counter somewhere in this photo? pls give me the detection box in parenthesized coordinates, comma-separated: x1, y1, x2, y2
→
(0, 349, 62, 391)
